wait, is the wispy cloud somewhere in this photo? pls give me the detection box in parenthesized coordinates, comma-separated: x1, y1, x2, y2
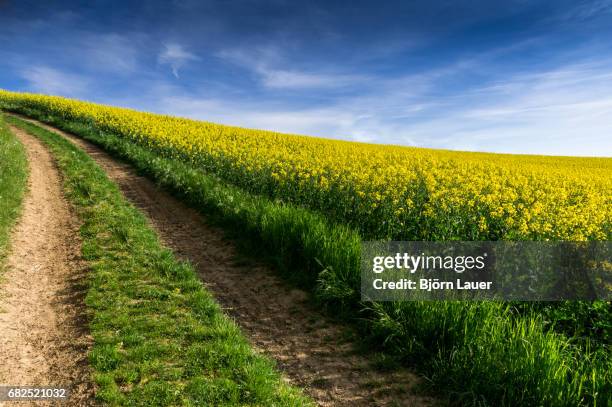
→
(133, 52, 612, 156)
(81, 33, 141, 74)
(17, 41, 612, 157)
(217, 47, 364, 89)
(556, 0, 612, 20)
(378, 59, 612, 155)
(158, 42, 199, 78)
(258, 69, 359, 89)
(110, 83, 419, 147)
(4, 2, 612, 157)
(20, 66, 88, 96)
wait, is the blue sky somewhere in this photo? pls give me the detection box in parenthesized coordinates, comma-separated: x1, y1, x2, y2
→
(1, 0, 612, 156)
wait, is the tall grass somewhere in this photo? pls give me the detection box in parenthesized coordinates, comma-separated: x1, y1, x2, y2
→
(0, 115, 27, 270)
(6, 115, 312, 406)
(5, 109, 609, 406)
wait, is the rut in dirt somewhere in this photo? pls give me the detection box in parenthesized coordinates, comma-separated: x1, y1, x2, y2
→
(0, 126, 94, 406)
(21, 116, 435, 407)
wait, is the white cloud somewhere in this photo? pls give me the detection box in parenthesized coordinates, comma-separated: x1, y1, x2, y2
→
(138, 55, 612, 157)
(25, 38, 609, 157)
(217, 47, 364, 89)
(556, 0, 612, 20)
(257, 69, 355, 89)
(380, 61, 612, 156)
(147, 94, 355, 135)
(81, 33, 140, 74)
(20, 66, 88, 96)
(158, 42, 199, 78)
(113, 86, 418, 149)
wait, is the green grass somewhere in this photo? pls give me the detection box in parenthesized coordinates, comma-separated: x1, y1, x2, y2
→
(0, 115, 27, 271)
(5, 115, 312, 406)
(5, 110, 611, 406)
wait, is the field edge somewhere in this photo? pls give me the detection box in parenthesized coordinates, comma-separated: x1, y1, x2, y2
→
(5, 114, 313, 406)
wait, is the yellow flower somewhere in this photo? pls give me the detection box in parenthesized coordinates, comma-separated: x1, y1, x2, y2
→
(1, 89, 610, 242)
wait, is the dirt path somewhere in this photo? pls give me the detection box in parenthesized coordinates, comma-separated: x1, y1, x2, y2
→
(17, 116, 435, 407)
(0, 126, 94, 406)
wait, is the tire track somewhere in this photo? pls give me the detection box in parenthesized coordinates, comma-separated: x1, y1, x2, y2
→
(0, 126, 94, 406)
(17, 116, 435, 407)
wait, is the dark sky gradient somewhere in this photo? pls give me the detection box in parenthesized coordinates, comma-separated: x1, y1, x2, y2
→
(1, 0, 611, 155)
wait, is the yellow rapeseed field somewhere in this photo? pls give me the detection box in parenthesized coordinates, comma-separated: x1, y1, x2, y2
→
(1, 90, 610, 241)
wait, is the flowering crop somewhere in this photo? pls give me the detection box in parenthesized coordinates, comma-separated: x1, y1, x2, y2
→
(3, 91, 610, 406)
(1, 90, 610, 241)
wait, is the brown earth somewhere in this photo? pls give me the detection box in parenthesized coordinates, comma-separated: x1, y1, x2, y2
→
(0, 125, 95, 406)
(14, 116, 436, 406)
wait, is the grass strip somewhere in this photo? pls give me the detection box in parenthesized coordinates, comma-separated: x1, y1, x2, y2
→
(6, 115, 312, 406)
(0, 115, 27, 271)
(6, 111, 611, 406)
